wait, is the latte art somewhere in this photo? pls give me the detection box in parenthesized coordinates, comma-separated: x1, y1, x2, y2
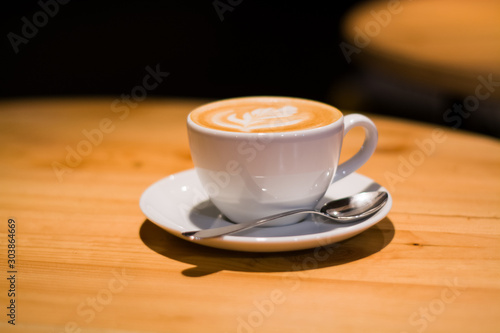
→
(190, 97, 342, 133)
(213, 105, 309, 132)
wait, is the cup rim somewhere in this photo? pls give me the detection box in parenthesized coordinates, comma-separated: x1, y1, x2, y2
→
(187, 96, 344, 138)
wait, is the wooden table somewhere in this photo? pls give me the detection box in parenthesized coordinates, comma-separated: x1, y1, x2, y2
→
(1, 98, 499, 332)
(341, 0, 500, 98)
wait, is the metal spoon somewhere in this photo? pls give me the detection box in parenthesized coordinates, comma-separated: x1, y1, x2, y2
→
(182, 191, 388, 240)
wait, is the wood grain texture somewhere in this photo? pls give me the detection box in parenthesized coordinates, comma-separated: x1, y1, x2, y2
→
(0, 98, 499, 332)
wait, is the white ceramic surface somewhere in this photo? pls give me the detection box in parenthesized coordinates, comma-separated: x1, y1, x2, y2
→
(139, 169, 392, 252)
(187, 97, 378, 225)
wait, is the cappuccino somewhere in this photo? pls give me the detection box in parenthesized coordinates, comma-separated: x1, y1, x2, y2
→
(189, 97, 342, 133)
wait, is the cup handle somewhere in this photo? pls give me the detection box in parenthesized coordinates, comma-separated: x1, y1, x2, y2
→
(332, 114, 378, 183)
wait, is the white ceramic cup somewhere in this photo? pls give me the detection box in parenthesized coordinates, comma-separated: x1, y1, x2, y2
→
(187, 97, 378, 226)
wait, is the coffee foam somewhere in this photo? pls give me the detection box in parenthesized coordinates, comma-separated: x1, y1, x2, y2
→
(190, 97, 341, 133)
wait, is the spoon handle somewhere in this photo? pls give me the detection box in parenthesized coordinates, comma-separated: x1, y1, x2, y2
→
(182, 209, 318, 240)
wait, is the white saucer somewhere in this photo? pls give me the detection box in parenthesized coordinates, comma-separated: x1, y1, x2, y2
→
(139, 169, 392, 252)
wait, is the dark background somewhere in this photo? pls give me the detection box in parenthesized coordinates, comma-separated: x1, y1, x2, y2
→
(2, 0, 499, 137)
(1, 1, 361, 101)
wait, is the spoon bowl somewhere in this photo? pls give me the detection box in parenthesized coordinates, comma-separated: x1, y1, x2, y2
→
(182, 191, 389, 240)
(320, 191, 388, 221)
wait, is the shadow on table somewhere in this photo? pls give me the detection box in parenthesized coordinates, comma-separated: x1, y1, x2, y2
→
(139, 218, 395, 277)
